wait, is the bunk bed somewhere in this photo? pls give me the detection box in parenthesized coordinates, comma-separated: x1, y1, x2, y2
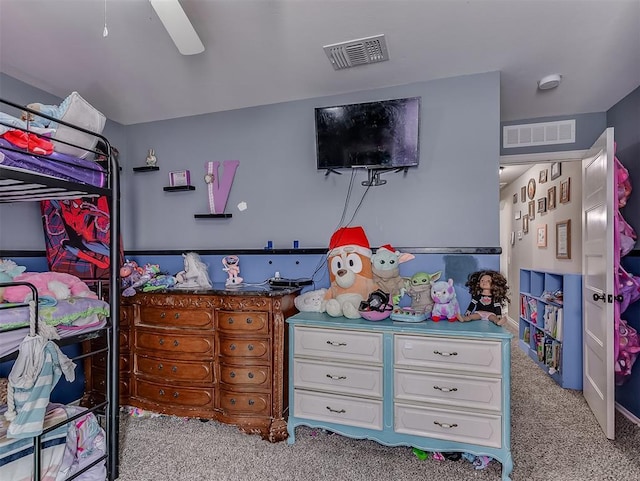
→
(0, 97, 120, 480)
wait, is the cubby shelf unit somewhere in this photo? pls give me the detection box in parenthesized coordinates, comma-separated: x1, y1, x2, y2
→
(519, 269, 583, 390)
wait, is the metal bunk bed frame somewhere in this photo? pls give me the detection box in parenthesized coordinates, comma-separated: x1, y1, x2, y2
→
(0, 97, 121, 480)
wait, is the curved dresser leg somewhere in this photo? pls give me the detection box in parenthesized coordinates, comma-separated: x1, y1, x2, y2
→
(501, 452, 513, 481)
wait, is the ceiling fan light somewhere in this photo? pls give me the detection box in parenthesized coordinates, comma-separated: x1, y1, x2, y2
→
(149, 0, 205, 55)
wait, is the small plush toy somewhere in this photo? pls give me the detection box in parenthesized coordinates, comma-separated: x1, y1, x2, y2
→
(462, 270, 510, 325)
(294, 288, 328, 312)
(175, 252, 212, 289)
(222, 255, 243, 287)
(404, 271, 442, 315)
(323, 226, 378, 319)
(3, 272, 98, 303)
(0, 259, 27, 301)
(370, 244, 414, 300)
(430, 278, 462, 322)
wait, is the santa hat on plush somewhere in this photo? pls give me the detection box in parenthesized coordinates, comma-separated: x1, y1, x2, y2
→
(376, 244, 398, 255)
(328, 226, 372, 257)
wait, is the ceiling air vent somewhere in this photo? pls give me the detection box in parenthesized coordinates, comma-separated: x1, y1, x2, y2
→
(503, 119, 575, 149)
(323, 34, 389, 70)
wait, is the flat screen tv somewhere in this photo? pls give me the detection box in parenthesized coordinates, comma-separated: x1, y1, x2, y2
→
(315, 97, 420, 170)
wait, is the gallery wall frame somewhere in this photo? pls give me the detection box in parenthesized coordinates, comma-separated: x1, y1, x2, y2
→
(539, 169, 548, 183)
(560, 177, 571, 203)
(537, 224, 547, 247)
(528, 200, 535, 220)
(537, 197, 547, 214)
(547, 186, 557, 210)
(521, 186, 526, 203)
(527, 178, 536, 199)
(551, 161, 562, 180)
(556, 219, 571, 259)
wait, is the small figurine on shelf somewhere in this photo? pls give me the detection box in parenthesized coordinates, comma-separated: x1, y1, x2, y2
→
(145, 148, 157, 167)
(461, 270, 510, 325)
(222, 255, 243, 287)
(175, 252, 212, 289)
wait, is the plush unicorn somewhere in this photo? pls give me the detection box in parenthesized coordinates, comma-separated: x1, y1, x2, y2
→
(175, 252, 212, 289)
(430, 278, 463, 322)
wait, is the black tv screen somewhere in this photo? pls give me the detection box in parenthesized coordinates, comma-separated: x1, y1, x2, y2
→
(315, 97, 421, 170)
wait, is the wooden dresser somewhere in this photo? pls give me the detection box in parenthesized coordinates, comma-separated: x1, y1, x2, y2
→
(103, 285, 297, 442)
(286, 312, 514, 480)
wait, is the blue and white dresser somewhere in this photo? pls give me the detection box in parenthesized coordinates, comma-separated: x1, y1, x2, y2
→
(286, 312, 513, 481)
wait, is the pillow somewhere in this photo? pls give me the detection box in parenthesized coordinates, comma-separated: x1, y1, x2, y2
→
(52, 92, 106, 159)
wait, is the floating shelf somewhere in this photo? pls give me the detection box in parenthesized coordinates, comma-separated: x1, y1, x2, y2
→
(133, 166, 160, 172)
(163, 185, 196, 192)
(194, 213, 232, 219)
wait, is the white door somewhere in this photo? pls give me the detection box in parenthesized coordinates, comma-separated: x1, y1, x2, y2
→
(581, 127, 615, 439)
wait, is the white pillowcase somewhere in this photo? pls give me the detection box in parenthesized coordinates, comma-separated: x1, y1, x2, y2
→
(53, 92, 106, 159)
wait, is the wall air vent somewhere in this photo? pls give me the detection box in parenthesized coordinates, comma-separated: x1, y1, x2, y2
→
(503, 119, 575, 149)
(323, 34, 389, 70)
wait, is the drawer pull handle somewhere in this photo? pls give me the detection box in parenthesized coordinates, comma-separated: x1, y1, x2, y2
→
(230, 398, 236, 405)
(158, 363, 163, 370)
(326, 341, 347, 347)
(326, 374, 347, 380)
(230, 371, 236, 378)
(159, 389, 165, 396)
(433, 421, 458, 429)
(172, 366, 177, 373)
(228, 318, 234, 324)
(160, 312, 166, 318)
(326, 406, 346, 414)
(174, 313, 180, 319)
(248, 372, 254, 379)
(230, 344, 236, 350)
(248, 399, 255, 406)
(248, 344, 254, 351)
(433, 385, 458, 392)
(433, 350, 457, 357)
(174, 340, 179, 347)
(246, 317, 253, 324)
(159, 338, 165, 345)
(173, 392, 179, 398)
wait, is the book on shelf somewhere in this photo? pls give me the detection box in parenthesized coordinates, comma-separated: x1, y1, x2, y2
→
(528, 298, 538, 324)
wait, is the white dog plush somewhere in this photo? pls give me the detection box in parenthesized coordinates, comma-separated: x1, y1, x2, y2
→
(294, 288, 328, 312)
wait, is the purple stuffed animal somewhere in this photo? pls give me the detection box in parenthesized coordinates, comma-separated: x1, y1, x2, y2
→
(430, 279, 462, 322)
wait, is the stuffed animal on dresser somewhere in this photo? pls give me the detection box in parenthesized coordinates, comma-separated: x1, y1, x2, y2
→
(430, 278, 463, 322)
(323, 226, 378, 319)
(370, 244, 414, 301)
(404, 271, 442, 315)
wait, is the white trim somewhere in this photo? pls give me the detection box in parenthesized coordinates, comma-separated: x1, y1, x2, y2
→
(506, 316, 518, 331)
(500, 149, 587, 165)
(616, 402, 640, 426)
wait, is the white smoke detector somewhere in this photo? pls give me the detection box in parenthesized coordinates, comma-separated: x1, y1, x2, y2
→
(538, 74, 563, 90)
(323, 34, 389, 70)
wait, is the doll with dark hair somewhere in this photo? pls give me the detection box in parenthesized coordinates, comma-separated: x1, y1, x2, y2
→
(462, 270, 510, 325)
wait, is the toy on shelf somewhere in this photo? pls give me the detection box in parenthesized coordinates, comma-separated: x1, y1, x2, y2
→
(222, 255, 243, 287)
(358, 289, 393, 321)
(430, 278, 462, 322)
(370, 244, 414, 300)
(462, 270, 510, 326)
(175, 252, 212, 289)
(404, 271, 442, 317)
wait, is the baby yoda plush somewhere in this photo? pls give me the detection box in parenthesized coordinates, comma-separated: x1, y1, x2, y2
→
(404, 271, 442, 315)
(371, 244, 414, 300)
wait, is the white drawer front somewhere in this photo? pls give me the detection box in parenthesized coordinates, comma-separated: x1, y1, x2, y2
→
(294, 390, 383, 430)
(394, 369, 502, 412)
(294, 327, 383, 363)
(395, 403, 502, 448)
(294, 359, 383, 398)
(394, 335, 502, 375)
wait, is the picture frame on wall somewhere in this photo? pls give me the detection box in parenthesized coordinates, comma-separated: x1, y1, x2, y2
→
(513, 193, 518, 204)
(551, 161, 562, 180)
(511, 231, 516, 246)
(556, 219, 571, 259)
(520, 186, 527, 203)
(515, 210, 522, 220)
(537, 197, 547, 214)
(539, 169, 548, 183)
(527, 178, 536, 199)
(537, 224, 547, 247)
(560, 178, 571, 203)
(523, 214, 529, 234)
(528, 200, 535, 220)
(547, 186, 557, 210)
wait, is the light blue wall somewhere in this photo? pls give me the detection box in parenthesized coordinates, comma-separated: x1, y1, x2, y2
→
(1, 71, 501, 251)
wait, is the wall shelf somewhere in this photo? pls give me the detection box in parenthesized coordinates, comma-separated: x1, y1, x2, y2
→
(163, 185, 195, 192)
(133, 166, 160, 172)
(194, 213, 232, 219)
(518, 269, 583, 389)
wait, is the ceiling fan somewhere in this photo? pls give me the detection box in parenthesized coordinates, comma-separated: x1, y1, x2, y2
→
(149, 0, 204, 55)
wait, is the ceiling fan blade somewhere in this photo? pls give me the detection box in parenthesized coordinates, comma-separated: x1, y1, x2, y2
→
(149, 0, 204, 55)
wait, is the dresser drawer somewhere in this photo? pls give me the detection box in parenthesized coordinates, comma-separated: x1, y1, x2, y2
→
(135, 379, 213, 408)
(294, 327, 383, 363)
(218, 311, 269, 334)
(294, 359, 383, 398)
(135, 330, 214, 356)
(135, 355, 214, 383)
(294, 390, 383, 430)
(93, 351, 130, 372)
(394, 335, 502, 375)
(219, 338, 270, 360)
(220, 364, 270, 388)
(394, 369, 502, 412)
(219, 390, 271, 416)
(394, 402, 502, 448)
(139, 306, 213, 329)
